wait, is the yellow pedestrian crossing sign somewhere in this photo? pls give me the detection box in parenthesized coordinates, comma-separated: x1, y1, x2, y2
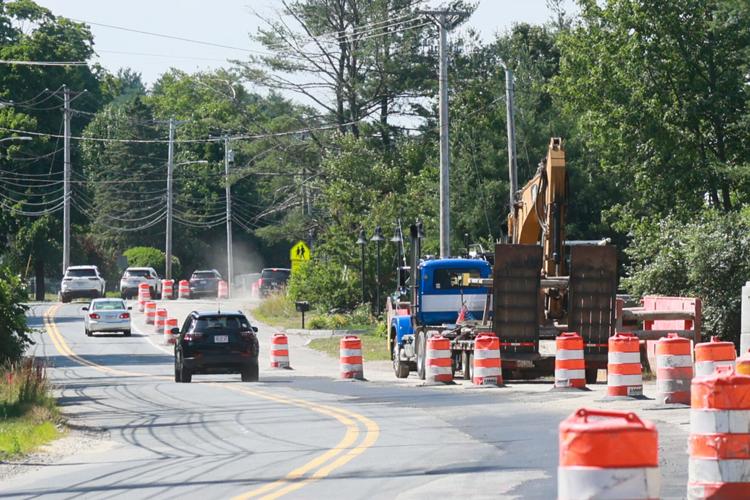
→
(290, 241, 311, 273)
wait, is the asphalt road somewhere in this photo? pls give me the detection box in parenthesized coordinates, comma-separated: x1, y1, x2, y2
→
(1, 301, 691, 499)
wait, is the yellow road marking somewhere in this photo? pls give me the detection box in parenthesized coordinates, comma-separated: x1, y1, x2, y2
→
(42, 304, 380, 499)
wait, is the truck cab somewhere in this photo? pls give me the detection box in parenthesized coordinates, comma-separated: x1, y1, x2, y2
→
(387, 258, 491, 378)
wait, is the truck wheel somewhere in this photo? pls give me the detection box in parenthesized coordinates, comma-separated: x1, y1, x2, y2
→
(461, 350, 472, 380)
(393, 343, 410, 379)
(416, 331, 426, 380)
(585, 368, 599, 385)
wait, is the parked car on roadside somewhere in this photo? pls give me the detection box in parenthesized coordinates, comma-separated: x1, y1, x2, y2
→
(119, 267, 161, 299)
(60, 265, 106, 303)
(258, 268, 291, 297)
(188, 269, 222, 299)
(82, 298, 132, 336)
(173, 310, 259, 383)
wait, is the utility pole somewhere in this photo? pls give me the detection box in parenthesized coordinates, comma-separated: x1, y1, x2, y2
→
(165, 118, 175, 280)
(421, 9, 469, 258)
(501, 62, 518, 238)
(224, 136, 234, 294)
(62, 85, 71, 274)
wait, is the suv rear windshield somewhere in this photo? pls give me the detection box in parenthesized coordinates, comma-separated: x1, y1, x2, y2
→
(192, 272, 218, 279)
(261, 269, 290, 281)
(192, 316, 250, 332)
(66, 268, 96, 277)
(124, 269, 151, 278)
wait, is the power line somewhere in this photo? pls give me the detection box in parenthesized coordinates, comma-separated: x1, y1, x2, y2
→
(0, 60, 88, 66)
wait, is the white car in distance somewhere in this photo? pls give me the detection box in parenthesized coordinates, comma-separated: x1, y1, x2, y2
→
(60, 265, 106, 303)
(83, 298, 132, 337)
(120, 267, 161, 299)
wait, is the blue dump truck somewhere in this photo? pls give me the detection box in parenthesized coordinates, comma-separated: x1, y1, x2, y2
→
(386, 222, 497, 379)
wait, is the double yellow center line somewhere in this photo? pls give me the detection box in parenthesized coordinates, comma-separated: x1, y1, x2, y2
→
(43, 304, 380, 499)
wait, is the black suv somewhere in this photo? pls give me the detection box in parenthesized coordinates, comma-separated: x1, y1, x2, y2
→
(188, 269, 222, 299)
(174, 311, 259, 383)
(259, 268, 291, 297)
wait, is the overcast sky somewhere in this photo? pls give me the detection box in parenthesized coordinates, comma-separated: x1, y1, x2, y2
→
(35, 0, 577, 86)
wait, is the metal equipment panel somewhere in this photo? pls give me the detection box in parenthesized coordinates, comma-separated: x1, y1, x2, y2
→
(493, 244, 542, 353)
(568, 245, 617, 355)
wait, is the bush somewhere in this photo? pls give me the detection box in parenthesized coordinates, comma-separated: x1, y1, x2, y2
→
(1, 359, 53, 418)
(122, 246, 181, 278)
(624, 211, 750, 344)
(287, 259, 359, 311)
(0, 267, 33, 365)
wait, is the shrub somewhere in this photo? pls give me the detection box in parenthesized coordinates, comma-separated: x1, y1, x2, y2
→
(287, 259, 359, 311)
(122, 246, 181, 278)
(0, 267, 33, 365)
(624, 211, 750, 344)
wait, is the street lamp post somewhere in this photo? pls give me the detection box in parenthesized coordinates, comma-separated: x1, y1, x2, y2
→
(356, 229, 367, 305)
(370, 226, 384, 316)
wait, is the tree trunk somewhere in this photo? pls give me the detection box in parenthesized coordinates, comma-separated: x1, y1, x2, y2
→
(35, 259, 45, 301)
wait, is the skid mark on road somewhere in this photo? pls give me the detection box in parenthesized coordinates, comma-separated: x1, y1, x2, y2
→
(43, 304, 380, 499)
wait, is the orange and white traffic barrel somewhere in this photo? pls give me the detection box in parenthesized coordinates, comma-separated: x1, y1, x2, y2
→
(473, 334, 502, 386)
(178, 280, 190, 299)
(655, 333, 693, 404)
(164, 318, 178, 344)
(607, 332, 643, 397)
(137, 283, 150, 312)
(270, 333, 290, 368)
(145, 301, 156, 325)
(426, 334, 453, 384)
(695, 336, 736, 377)
(737, 350, 750, 376)
(161, 279, 174, 300)
(688, 367, 750, 499)
(218, 280, 229, 299)
(155, 308, 167, 333)
(555, 332, 586, 389)
(340, 336, 364, 380)
(558, 408, 659, 499)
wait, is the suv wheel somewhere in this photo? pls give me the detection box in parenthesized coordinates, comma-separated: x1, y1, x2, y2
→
(61, 293, 70, 304)
(241, 359, 259, 382)
(176, 352, 191, 383)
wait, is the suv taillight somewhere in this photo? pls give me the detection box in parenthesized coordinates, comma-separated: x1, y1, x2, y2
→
(239, 330, 254, 340)
(119, 312, 130, 319)
(184, 332, 204, 341)
(258, 278, 263, 286)
(89, 313, 100, 320)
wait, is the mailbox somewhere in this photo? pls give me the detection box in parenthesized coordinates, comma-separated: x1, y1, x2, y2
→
(295, 301, 310, 313)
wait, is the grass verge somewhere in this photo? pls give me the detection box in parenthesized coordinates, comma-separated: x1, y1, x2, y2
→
(308, 332, 390, 361)
(0, 359, 62, 460)
(250, 293, 303, 329)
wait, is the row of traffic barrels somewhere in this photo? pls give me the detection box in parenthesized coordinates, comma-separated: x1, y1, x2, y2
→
(136, 280, 229, 305)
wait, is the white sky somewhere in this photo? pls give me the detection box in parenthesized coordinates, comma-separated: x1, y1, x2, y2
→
(35, 0, 577, 86)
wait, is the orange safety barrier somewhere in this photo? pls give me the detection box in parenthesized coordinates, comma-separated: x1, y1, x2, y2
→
(340, 336, 364, 380)
(655, 333, 693, 404)
(270, 333, 290, 369)
(144, 301, 157, 325)
(688, 367, 750, 498)
(161, 279, 174, 300)
(473, 334, 502, 386)
(555, 332, 586, 389)
(426, 334, 452, 383)
(218, 280, 229, 299)
(137, 283, 151, 312)
(155, 308, 167, 333)
(738, 350, 750, 376)
(607, 332, 643, 397)
(695, 336, 736, 378)
(178, 280, 190, 299)
(558, 408, 659, 499)
(164, 318, 178, 344)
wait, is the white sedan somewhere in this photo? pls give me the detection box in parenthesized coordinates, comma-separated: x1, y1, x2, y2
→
(83, 298, 132, 337)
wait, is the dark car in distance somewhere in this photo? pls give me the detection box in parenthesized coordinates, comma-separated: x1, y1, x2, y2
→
(258, 268, 291, 297)
(188, 269, 222, 299)
(173, 311, 259, 383)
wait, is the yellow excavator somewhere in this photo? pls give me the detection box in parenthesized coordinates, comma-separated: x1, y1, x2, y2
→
(488, 138, 617, 381)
